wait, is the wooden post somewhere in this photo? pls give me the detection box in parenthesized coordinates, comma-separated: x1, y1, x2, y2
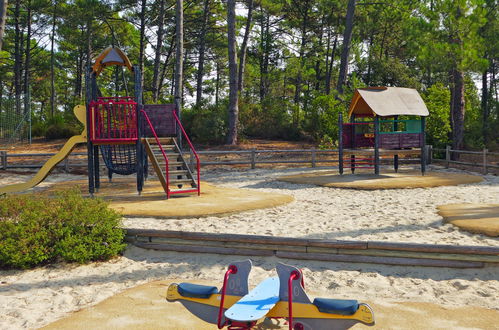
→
(483, 148, 487, 174)
(64, 157, 69, 173)
(420, 116, 426, 175)
(0, 151, 6, 169)
(445, 145, 450, 168)
(311, 148, 316, 167)
(374, 115, 380, 175)
(134, 64, 144, 195)
(251, 149, 256, 169)
(338, 112, 343, 175)
(393, 115, 398, 172)
(86, 69, 95, 197)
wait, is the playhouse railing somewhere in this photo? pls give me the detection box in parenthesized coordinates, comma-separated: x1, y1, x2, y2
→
(172, 110, 201, 196)
(89, 97, 138, 144)
(140, 109, 171, 197)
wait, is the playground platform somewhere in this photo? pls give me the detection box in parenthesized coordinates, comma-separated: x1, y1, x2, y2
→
(41, 280, 499, 330)
(278, 170, 483, 189)
(41, 178, 294, 218)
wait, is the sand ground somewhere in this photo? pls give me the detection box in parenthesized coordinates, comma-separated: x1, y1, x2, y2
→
(0, 165, 498, 329)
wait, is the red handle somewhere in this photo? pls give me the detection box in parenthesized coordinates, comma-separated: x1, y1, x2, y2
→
(217, 265, 238, 329)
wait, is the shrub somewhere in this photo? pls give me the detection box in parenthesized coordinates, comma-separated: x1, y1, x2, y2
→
(0, 189, 125, 269)
(45, 123, 81, 139)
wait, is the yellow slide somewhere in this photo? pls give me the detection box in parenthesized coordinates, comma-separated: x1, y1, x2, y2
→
(0, 105, 87, 194)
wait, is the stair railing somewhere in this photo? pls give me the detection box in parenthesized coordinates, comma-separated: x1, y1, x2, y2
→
(140, 109, 171, 197)
(172, 110, 200, 196)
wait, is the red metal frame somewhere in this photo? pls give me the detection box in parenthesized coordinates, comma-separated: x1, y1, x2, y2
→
(218, 265, 238, 329)
(287, 270, 300, 330)
(89, 98, 138, 144)
(172, 110, 201, 196)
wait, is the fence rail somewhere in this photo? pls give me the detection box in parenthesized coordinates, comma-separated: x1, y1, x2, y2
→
(433, 146, 499, 174)
(2, 146, 496, 174)
(0, 149, 342, 171)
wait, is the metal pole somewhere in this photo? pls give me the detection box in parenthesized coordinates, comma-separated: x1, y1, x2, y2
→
(374, 115, 380, 175)
(311, 148, 316, 167)
(338, 112, 343, 175)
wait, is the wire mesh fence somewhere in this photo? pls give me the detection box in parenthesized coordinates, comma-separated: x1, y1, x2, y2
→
(0, 92, 31, 145)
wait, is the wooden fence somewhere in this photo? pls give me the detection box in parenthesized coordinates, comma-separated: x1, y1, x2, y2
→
(3, 146, 497, 174)
(0, 148, 426, 171)
(432, 146, 499, 174)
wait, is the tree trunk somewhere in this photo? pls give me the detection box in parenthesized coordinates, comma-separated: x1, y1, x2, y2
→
(259, 10, 270, 103)
(215, 60, 220, 107)
(152, 0, 165, 102)
(159, 33, 175, 95)
(314, 15, 325, 92)
(237, 0, 254, 94)
(226, 0, 239, 145)
(326, 31, 338, 95)
(294, 2, 309, 107)
(450, 68, 465, 154)
(50, 1, 56, 117)
(195, 0, 210, 106)
(366, 33, 374, 86)
(0, 0, 8, 52)
(74, 48, 84, 100)
(13, 0, 21, 113)
(337, 0, 356, 95)
(138, 0, 147, 93)
(23, 0, 32, 97)
(158, 35, 174, 93)
(174, 0, 183, 117)
(481, 68, 489, 145)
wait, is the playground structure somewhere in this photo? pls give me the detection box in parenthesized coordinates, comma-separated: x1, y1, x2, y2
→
(338, 87, 429, 175)
(86, 47, 200, 198)
(167, 260, 375, 330)
(0, 47, 200, 199)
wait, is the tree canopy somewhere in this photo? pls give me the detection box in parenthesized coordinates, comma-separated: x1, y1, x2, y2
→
(0, 0, 497, 149)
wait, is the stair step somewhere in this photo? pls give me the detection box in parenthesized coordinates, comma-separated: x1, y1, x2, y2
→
(157, 162, 185, 167)
(168, 178, 196, 184)
(169, 188, 199, 195)
(168, 170, 191, 175)
(142, 137, 174, 144)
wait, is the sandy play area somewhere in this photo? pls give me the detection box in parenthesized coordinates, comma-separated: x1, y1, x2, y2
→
(0, 165, 498, 329)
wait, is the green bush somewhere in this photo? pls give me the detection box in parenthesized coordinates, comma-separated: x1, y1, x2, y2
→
(183, 103, 228, 144)
(45, 123, 81, 139)
(0, 189, 126, 269)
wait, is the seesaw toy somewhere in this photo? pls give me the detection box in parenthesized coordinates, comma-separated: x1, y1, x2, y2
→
(166, 260, 374, 329)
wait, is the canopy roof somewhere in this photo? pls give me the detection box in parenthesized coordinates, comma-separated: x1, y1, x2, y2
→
(348, 87, 429, 118)
(92, 47, 133, 76)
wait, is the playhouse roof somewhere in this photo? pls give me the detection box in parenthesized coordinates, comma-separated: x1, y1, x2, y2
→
(348, 87, 429, 118)
(92, 47, 133, 76)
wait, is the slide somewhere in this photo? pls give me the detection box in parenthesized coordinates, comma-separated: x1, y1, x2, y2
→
(0, 105, 87, 194)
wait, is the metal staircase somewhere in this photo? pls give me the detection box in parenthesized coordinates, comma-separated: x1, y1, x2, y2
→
(140, 109, 200, 198)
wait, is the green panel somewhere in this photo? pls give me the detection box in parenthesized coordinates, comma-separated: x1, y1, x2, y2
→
(379, 119, 421, 134)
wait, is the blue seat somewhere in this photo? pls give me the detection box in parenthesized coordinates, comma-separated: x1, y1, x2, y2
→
(313, 298, 359, 315)
(178, 283, 218, 299)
